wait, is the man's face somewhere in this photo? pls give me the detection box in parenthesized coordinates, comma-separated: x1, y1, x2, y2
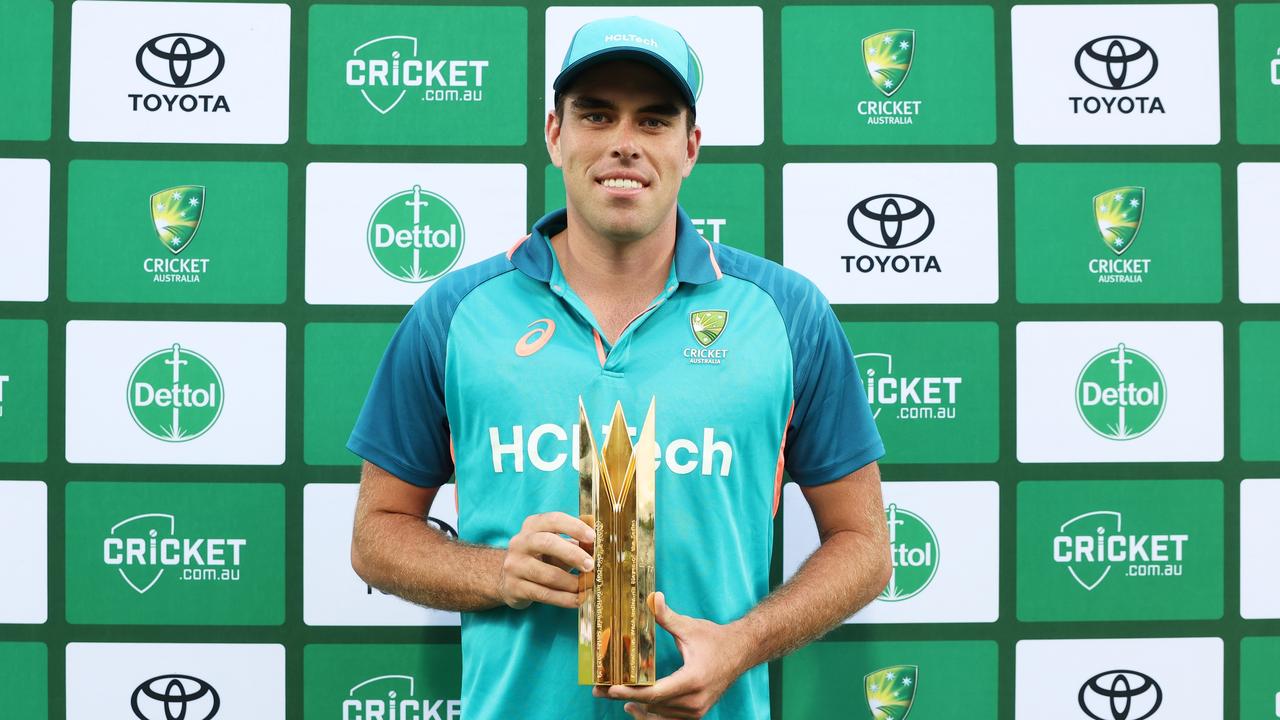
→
(547, 60, 701, 243)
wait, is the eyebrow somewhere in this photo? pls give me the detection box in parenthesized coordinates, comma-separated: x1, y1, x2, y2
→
(571, 96, 682, 117)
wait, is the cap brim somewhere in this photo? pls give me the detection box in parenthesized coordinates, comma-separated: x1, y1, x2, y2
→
(553, 47, 696, 110)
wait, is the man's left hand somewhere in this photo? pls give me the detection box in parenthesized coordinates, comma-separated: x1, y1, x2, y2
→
(592, 591, 749, 719)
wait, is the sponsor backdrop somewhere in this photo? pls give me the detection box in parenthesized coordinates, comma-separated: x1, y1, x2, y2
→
(0, 0, 1274, 718)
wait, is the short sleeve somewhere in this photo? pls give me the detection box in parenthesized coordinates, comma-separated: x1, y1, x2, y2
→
(347, 303, 454, 487)
(783, 283, 884, 486)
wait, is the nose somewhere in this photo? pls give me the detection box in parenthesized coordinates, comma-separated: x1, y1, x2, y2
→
(609, 121, 641, 160)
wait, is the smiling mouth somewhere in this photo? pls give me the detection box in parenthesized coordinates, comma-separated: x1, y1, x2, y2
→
(599, 178, 645, 190)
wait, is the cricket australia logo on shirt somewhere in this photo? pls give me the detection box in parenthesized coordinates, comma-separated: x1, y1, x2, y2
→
(346, 35, 490, 114)
(146, 185, 210, 284)
(859, 29, 921, 125)
(103, 512, 247, 594)
(127, 343, 224, 442)
(864, 664, 918, 720)
(1090, 186, 1150, 284)
(857, 352, 962, 421)
(880, 504, 938, 602)
(684, 310, 728, 365)
(1054, 510, 1189, 590)
(344, 674, 461, 720)
(367, 185, 465, 283)
(1075, 343, 1165, 440)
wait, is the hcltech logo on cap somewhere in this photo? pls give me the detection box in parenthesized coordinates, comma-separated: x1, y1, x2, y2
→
(556, 17, 699, 108)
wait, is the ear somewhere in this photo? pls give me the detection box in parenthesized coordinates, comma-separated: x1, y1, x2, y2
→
(683, 124, 702, 178)
(546, 111, 564, 168)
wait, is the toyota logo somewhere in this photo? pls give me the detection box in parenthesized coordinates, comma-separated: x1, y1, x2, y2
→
(132, 674, 220, 720)
(136, 33, 225, 88)
(847, 193, 935, 250)
(1078, 670, 1163, 720)
(1074, 36, 1158, 90)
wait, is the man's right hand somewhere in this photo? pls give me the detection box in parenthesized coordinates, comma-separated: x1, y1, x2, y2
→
(498, 511, 596, 610)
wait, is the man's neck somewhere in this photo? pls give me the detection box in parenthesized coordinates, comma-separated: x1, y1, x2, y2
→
(550, 206, 677, 300)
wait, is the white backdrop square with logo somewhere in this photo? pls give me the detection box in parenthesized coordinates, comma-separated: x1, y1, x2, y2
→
(544, 6, 764, 146)
(305, 163, 527, 305)
(304, 483, 461, 626)
(0, 159, 49, 302)
(69, 1, 290, 143)
(0, 481, 47, 624)
(782, 481, 998, 623)
(1237, 164, 1280, 303)
(782, 163, 998, 304)
(66, 643, 284, 719)
(1016, 321, 1223, 462)
(1011, 4, 1220, 145)
(1240, 479, 1280, 619)
(1016, 637, 1223, 719)
(65, 321, 286, 464)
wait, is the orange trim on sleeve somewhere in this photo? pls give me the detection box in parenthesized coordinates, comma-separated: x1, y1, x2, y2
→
(771, 403, 796, 518)
(505, 233, 531, 260)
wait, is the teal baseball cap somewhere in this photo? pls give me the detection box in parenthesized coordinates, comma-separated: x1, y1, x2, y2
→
(554, 16, 700, 109)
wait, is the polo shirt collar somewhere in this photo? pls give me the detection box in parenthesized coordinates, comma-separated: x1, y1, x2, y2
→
(510, 205, 723, 287)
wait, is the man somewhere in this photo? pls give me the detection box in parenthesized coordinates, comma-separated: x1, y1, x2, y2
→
(349, 16, 890, 720)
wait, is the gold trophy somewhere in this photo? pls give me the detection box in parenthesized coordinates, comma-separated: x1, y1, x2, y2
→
(577, 397, 657, 686)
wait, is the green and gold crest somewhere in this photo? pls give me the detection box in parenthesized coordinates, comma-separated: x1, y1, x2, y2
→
(1093, 186, 1145, 256)
(150, 185, 205, 255)
(864, 664, 918, 720)
(863, 29, 916, 97)
(689, 310, 727, 347)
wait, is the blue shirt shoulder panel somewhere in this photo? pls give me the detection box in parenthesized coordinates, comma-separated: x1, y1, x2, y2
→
(714, 245, 885, 485)
(347, 253, 516, 487)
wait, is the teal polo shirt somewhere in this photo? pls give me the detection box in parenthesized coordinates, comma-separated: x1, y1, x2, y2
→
(349, 206, 884, 720)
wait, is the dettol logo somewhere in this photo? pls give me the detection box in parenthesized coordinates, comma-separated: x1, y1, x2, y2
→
(127, 343, 223, 442)
(880, 503, 939, 602)
(366, 185, 465, 283)
(1075, 342, 1166, 440)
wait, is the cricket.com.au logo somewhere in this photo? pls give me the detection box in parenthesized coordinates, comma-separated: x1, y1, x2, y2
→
(104, 513, 247, 594)
(864, 664, 918, 720)
(1078, 670, 1162, 720)
(346, 35, 490, 114)
(880, 504, 938, 602)
(343, 674, 461, 720)
(685, 310, 728, 365)
(133, 674, 220, 720)
(859, 29, 921, 125)
(131, 33, 230, 114)
(1053, 510, 1188, 591)
(1090, 186, 1150, 285)
(146, 185, 210, 284)
(1069, 35, 1165, 116)
(127, 343, 223, 442)
(1075, 343, 1166, 441)
(856, 352, 961, 422)
(844, 194, 941, 274)
(367, 185, 466, 283)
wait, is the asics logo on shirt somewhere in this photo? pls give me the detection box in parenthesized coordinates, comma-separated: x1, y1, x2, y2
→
(514, 318, 556, 357)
